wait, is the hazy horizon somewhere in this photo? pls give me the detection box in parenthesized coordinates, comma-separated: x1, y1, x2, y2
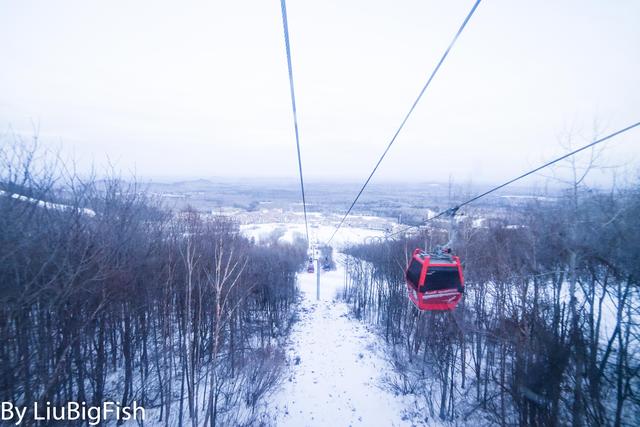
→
(2, 0, 639, 189)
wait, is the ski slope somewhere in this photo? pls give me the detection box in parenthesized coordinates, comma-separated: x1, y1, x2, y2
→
(265, 259, 426, 426)
(241, 221, 386, 250)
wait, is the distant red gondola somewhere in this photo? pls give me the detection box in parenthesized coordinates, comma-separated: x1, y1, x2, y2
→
(307, 258, 315, 273)
(405, 248, 464, 311)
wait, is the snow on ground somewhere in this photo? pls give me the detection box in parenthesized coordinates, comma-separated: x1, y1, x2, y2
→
(240, 221, 385, 250)
(265, 262, 424, 427)
(241, 218, 429, 425)
(249, 219, 434, 426)
(0, 189, 96, 217)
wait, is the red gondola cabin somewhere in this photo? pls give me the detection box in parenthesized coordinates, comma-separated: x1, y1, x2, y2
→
(405, 248, 464, 311)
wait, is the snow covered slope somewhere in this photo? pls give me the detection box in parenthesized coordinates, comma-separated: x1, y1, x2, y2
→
(266, 264, 423, 426)
(241, 221, 385, 249)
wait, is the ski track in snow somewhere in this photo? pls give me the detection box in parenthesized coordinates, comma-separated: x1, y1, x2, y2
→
(267, 264, 419, 427)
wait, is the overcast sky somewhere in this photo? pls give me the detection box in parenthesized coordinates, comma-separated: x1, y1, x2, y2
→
(1, 0, 639, 186)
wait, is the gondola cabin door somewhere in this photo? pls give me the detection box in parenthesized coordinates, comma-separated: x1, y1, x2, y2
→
(405, 248, 464, 311)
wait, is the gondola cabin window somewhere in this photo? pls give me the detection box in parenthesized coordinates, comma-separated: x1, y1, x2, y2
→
(425, 266, 461, 291)
(406, 259, 423, 289)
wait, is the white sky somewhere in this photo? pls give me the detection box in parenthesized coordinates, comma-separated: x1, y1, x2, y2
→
(1, 0, 639, 185)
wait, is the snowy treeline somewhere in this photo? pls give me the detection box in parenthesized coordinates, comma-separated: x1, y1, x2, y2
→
(0, 142, 307, 426)
(343, 186, 640, 426)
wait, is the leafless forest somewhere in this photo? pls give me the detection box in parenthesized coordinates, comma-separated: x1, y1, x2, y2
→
(0, 141, 307, 426)
(2, 137, 639, 426)
(342, 178, 640, 425)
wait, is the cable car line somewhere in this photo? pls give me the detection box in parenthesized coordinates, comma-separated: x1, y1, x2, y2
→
(326, 0, 483, 245)
(387, 120, 640, 239)
(280, 0, 310, 244)
(276, 1, 637, 313)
